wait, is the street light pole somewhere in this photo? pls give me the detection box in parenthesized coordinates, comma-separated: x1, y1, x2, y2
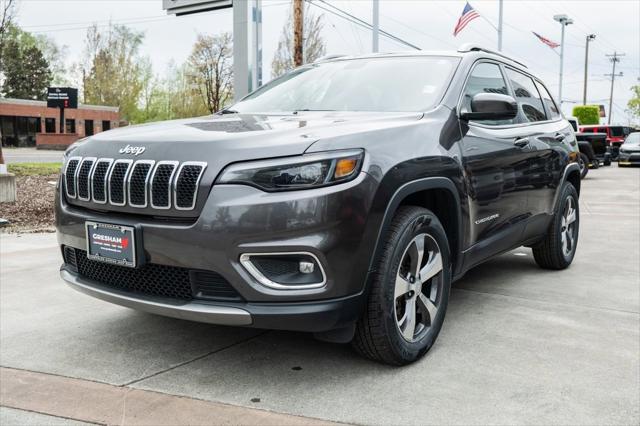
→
(582, 34, 595, 105)
(372, 0, 379, 53)
(497, 0, 504, 52)
(554, 14, 573, 107)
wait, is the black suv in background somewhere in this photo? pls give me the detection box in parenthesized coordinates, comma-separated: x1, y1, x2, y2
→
(56, 45, 581, 365)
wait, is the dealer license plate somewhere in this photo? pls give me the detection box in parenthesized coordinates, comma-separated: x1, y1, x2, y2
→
(86, 221, 137, 268)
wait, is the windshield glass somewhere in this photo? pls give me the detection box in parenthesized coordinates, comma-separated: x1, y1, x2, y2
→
(610, 126, 625, 137)
(624, 132, 640, 145)
(232, 56, 459, 113)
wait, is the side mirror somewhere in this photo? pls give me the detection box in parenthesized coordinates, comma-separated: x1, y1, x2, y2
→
(461, 93, 518, 121)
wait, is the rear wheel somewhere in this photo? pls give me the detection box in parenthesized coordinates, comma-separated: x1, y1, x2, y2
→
(578, 153, 589, 178)
(352, 206, 451, 365)
(532, 182, 579, 270)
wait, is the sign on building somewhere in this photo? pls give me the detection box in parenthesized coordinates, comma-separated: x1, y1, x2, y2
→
(47, 87, 78, 109)
(162, 0, 232, 16)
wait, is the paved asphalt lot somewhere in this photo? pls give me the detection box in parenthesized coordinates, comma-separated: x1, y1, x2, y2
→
(1, 165, 639, 425)
(2, 147, 64, 164)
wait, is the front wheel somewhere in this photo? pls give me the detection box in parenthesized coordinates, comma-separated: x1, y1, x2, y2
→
(352, 206, 451, 365)
(532, 182, 579, 269)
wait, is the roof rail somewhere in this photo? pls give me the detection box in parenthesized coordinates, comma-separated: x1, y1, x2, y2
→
(313, 54, 348, 63)
(457, 44, 528, 68)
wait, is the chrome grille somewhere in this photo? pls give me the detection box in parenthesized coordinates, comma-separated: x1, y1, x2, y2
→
(63, 157, 206, 212)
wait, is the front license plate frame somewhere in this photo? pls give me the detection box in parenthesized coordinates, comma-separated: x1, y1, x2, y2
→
(86, 221, 137, 268)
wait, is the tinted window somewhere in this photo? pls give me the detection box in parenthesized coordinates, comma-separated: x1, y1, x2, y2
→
(610, 126, 625, 137)
(624, 132, 640, 145)
(234, 56, 459, 113)
(461, 62, 514, 126)
(45, 118, 56, 133)
(534, 81, 561, 119)
(506, 69, 546, 123)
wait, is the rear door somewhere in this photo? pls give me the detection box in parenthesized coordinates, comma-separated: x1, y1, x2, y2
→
(458, 61, 531, 256)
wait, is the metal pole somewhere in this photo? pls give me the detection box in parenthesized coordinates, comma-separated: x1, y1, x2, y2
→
(558, 23, 565, 105)
(582, 34, 595, 105)
(372, 0, 379, 53)
(497, 0, 503, 52)
(232, 0, 262, 100)
(608, 57, 616, 124)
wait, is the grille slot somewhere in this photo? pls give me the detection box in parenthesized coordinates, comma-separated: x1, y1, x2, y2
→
(77, 158, 96, 201)
(108, 160, 132, 206)
(64, 157, 81, 199)
(63, 247, 241, 301)
(63, 246, 77, 271)
(175, 162, 206, 210)
(150, 162, 178, 209)
(91, 159, 112, 203)
(128, 160, 154, 207)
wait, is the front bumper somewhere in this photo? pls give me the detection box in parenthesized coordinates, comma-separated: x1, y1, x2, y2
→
(617, 152, 640, 165)
(60, 267, 364, 332)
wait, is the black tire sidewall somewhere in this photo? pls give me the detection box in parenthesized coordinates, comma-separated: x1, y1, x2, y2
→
(554, 183, 580, 265)
(379, 209, 451, 362)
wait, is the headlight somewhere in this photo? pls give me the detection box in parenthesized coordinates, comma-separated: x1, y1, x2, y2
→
(218, 149, 364, 191)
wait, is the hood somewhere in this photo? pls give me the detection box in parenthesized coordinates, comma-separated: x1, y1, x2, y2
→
(621, 144, 640, 152)
(69, 111, 423, 166)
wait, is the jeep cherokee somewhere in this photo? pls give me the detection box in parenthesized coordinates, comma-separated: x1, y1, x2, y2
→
(56, 45, 581, 365)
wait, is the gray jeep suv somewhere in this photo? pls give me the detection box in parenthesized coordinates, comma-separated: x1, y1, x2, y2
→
(56, 45, 581, 365)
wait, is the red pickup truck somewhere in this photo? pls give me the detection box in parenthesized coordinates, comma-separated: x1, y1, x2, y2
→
(578, 125, 633, 159)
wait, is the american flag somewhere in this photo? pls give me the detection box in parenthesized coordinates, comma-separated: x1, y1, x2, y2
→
(453, 2, 480, 36)
(532, 32, 560, 49)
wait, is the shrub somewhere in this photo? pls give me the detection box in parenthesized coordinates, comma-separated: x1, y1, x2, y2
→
(572, 105, 600, 125)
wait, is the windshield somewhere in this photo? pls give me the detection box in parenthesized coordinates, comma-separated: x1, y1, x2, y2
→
(232, 56, 459, 113)
(624, 132, 640, 145)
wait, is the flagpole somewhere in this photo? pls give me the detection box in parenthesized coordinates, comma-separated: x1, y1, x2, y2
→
(497, 0, 503, 51)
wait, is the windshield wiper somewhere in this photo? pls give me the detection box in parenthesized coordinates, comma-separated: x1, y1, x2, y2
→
(292, 109, 337, 114)
(218, 109, 239, 115)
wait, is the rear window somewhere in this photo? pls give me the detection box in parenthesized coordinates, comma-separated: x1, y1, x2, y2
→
(610, 127, 625, 137)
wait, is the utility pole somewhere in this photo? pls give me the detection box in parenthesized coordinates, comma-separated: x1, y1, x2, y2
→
(582, 34, 596, 105)
(293, 0, 304, 66)
(606, 51, 625, 124)
(554, 14, 573, 107)
(497, 0, 504, 52)
(372, 0, 379, 53)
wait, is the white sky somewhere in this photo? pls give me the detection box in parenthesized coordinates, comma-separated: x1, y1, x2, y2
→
(15, 0, 640, 124)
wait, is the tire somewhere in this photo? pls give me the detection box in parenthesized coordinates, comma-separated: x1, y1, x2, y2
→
(578, 153, 589, 178)
(591, 159, 599, 169)
(532, 182, 579, 270)
(352, 206, 451, 365)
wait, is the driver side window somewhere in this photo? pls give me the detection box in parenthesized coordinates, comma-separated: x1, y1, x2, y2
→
(461, 62, 515, 126)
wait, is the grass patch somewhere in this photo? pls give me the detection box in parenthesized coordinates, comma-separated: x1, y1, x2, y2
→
(8, 162, 62, 176)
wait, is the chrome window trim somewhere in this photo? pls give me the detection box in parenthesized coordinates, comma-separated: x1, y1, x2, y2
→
(64, 156, 82, 199)
(173, 161, 207, 211)
(127, 159, 155, 208)
(150, 160, 179, 210)
(239, 252, 327, 290)
(90, 158, 114, 204)
(108, 159, 133, 207)
(76, 157, 97, 201)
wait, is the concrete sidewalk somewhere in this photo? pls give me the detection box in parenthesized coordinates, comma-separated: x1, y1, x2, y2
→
(2, 147, 64, 164)
(1, 165, 639, 425)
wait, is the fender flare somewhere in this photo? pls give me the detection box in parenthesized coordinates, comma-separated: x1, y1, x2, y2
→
(367, 177, 464, 276)
(552, 162, 581, 212)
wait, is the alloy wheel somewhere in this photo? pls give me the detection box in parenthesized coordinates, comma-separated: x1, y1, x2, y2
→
(560, 196, 577, 257)
(394, 233, 444, 343)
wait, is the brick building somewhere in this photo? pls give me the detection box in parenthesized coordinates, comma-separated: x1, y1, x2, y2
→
(0, 98, 120, 149)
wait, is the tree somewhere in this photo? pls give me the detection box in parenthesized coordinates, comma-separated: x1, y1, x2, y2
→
(81, 24, 148, 121)
(628, 85, 640, 119)
(271, 3, 326, 78)
(187, 32, 233, 114)
(572, 105, 600, 125)
(1, 38, 52, 100)
(0, 0, 16, 68)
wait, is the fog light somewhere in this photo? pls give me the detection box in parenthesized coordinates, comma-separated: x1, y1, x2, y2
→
(239, 252, 326, 290)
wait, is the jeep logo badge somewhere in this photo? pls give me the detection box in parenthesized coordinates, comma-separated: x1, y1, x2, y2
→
(119, 145, 146, 156)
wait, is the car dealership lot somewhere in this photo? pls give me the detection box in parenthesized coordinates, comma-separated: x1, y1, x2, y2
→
(1, 165, 638, 425)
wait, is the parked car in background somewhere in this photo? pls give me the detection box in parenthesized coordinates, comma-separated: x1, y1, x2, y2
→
(568, 117, 611, 178)
(618, 132, 640, 167)
(579, 125, 632, 160)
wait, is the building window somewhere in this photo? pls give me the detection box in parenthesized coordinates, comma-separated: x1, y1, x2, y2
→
(85, 119, 94, 136)
(45, 118, 56, 133)
(102, 120, 111, 131)
(65, 119, 76, 134)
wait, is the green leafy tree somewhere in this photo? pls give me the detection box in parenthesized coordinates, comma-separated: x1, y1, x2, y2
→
(1, 38, 52, 100)
(572, 105, 600, 125)
(81, 24, 148, 121)
(628, 85, 640, 119)
(271, 4, 326, 78)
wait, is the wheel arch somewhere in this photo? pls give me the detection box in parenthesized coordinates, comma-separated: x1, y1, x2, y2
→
(368, 177, 464, 278)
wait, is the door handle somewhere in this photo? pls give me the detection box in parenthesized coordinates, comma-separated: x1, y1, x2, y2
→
(514, 137, 530, 148)
(554, 133, 566, 142)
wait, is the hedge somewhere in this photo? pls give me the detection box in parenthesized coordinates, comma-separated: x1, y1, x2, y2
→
(572, 105, 600, 125)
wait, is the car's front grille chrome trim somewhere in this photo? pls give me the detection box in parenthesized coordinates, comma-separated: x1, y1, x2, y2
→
(62, 157, 205, 212)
